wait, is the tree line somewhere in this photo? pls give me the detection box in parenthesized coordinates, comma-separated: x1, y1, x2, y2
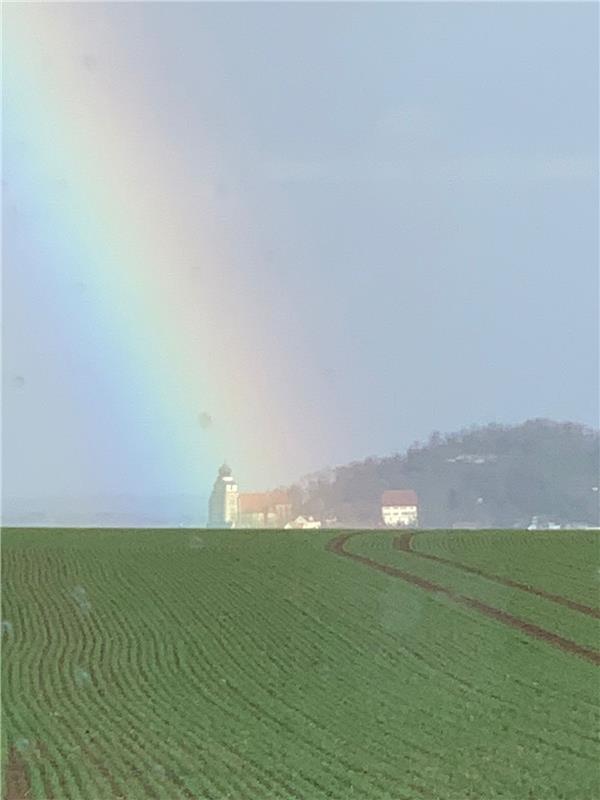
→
(284, 419, 599, 528)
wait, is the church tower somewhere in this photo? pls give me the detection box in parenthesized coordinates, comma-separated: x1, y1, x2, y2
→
(207, 463, 239, 528)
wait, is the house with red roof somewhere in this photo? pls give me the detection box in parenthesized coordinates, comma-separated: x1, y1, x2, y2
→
(381, 489, 419, 528)
(238, 490, 293, 529)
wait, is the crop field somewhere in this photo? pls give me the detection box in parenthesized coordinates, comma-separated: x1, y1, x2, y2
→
(2, 528, 599, 800)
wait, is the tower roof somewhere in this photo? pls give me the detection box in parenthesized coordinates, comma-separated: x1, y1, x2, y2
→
(218, 463, 232, 478)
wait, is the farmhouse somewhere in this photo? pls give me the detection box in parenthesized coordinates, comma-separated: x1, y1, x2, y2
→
(381, 489, 419, 528)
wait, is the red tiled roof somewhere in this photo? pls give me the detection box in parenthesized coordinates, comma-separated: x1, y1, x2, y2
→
(239, 491, 291, 513)
(239, 493, 269, 513)
(381, 490, 418, 507)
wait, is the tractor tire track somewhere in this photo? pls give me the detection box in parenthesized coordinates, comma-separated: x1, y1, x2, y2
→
(395, 532, 600, 619)
(327, 533, 600, 666)
(3, 746, 31, 800)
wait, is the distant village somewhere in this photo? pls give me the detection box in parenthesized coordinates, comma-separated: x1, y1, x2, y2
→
(207, 461, 597, 531)
(207, 464, 420, 530)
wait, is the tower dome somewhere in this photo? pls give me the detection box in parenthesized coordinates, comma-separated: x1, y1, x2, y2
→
(218, 463, 232, 478)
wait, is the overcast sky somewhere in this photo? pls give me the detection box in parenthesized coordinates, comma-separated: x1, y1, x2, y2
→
(3, 2, 598, 516)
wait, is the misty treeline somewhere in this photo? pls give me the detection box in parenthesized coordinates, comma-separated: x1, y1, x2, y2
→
(284, 420, 599, 528)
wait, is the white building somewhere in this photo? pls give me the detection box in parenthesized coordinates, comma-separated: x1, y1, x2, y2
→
(381, 490, 419, 528)
(284, 515, 322, 530)
(207, 464, 239, 528)
(527, 516, 561, 531)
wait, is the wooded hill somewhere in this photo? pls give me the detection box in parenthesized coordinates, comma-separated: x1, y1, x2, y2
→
(286, 420, 599, 528)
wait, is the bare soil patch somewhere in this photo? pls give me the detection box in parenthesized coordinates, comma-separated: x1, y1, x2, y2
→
(4, 746, 30, 800)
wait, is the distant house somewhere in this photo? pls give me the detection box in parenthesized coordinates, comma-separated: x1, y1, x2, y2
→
(446, 454, 497, 464)
(237, 493, 265, 528)
(527, 516, 561, 531)
(381, 490, 419, 528)
(284, 515, 322, 530)
(238, 490, 293, 529)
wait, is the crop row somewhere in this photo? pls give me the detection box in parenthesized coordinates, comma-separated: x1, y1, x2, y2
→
(415, 530, 599, 608)
(2, 529, 599, 799)
(344, 532, 600, 652)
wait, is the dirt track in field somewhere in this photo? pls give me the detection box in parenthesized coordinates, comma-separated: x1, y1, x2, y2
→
(395, 532, 600, 619)
(4, 747, 31, 800)
(327, 533, 600, 666)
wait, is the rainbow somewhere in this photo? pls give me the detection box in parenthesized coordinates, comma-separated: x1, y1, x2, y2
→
(4, 4, 324, 497)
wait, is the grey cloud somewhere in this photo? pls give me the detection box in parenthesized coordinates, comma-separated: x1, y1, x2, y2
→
(260, 154, 597, 185)
(440, 154, 598, 183)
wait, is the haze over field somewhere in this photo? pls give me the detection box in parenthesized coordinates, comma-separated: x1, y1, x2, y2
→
(3, 2, 598, 524)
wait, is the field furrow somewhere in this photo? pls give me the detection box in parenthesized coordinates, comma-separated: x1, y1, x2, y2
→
(3, 528, 599, 800)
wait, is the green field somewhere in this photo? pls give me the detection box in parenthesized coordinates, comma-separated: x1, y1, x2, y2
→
(2, 528, 599, 800)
